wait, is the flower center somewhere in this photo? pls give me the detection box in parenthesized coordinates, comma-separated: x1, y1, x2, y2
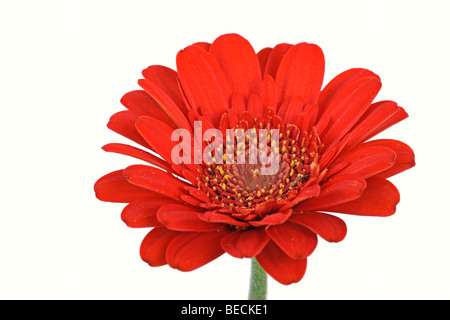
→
(197, 120, 321, 216)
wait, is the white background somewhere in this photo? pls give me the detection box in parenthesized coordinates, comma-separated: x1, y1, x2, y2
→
(1, 0, 449, 299)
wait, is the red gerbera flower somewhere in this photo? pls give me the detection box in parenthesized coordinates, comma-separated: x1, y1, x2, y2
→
(94, 33, 415, 285)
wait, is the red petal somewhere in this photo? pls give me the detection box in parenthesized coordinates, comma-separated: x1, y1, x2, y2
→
(186, 187, 211, 203)
(256, 240, 307, 285)
(335, 145, 396, 179)
(135, 116, 179, 165)
(192, 42, 211, 51)
(284, 96, 306, 124)
(257, 47, 272, 76)
(140, 228, 179, 267)
(319, 77, 382, 146)
(266, 221, 317, 259)
(263, 43, 292, 79)
(107, 111, 151, 149)
(281, 184, 321, 210)
(249, 210, 292, 227)
(318, 68, 379, 119)
(296, 174, 366, 211)
(199, 211, 249, 228)
(275, 43, 325, 106)
(138, 78, 192, 130)
(94, 170, 160, 203)
(121, 198, 175, 228)
(230, 92, 246, 114)
(102, 143, 174, 173)
(323, 177, 400, 216)
(364, 106, 409, 141)
(220, 228, 269, 258)
(247, 94, 263, 119)
(343, 100, 408, 151)
(166, 230, 230, 271)
(157, 204, 224, 232)
(176, 45, 231, 126)
(253, 199, 278, 216)
(304, 103, 319, 131)
(210, 33, 261, 101)
(289, 211, 347, 242)
(260, 75, 277, 111)
(141, 65, 188, 116)
(120, 90, 178, 128)
(180, 169, 201, 186)
(123, 165, 188, 200)
(358, 139, 415, 179)
(180, 195, 203, 206)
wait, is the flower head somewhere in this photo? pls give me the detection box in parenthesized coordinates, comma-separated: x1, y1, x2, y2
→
(94, 33, 415, 285)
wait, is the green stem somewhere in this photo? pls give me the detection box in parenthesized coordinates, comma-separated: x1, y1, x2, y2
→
(248, 258, 267, 300)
